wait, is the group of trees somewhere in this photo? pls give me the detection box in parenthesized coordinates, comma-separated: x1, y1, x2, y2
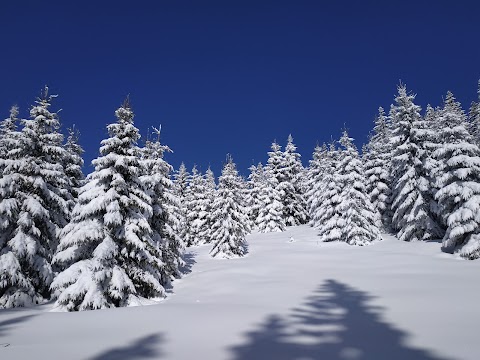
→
(0, 90, 186, 311)
(1, 80, 479, 311)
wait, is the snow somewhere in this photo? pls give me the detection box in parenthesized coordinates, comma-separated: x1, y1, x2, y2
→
(1, 225, 480, 359)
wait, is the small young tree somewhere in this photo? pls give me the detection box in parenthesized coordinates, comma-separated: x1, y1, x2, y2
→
(52, 99, 165, 311)
(209, 156, 250, 258)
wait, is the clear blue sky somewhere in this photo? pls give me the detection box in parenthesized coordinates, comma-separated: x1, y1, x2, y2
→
(1, 1, 479, 177)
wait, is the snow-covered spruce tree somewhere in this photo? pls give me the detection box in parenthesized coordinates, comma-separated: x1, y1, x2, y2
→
(363, 107, 392, 229)
(335, 130, 379, 245)
(51, 99, 165, 311)
(200, 167, 216, 243)
(390, 84, 442, 242)
(468, 80, 480, 146)
(209, 156, 250, 258)
(305, 143, 327, 225)
(278, 135, 308, 226)
(0, 106, 19, 164)
(140, 126, 184, 283)
(0, 88, 71, 308)
(185, 166, 211, 246)
(172, 162, 190, 245)
(315, 142, 343, 241)
(63, 126, 85, 212)
(256, 165, 285, 233)
(433, 92, 480, 259)
(246, 163, 264, 228)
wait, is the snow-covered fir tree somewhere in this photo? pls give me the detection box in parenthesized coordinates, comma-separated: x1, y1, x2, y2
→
(468, 80, 480, 145)
(390, 84, 442, 242)
(200, 167, 217, 243)
(363, 107, 392, 229)
(0, 88, 71, 308)
(314, 142, 342, 240)
(63, 126, 85, 212)
(305, 143, 327, 225)
(256, 165, 285, 233)
(140, 126, 184, 283)
(172, 162, 190, 245)
(246, 163, 264, 228)
(184, 166, 211, 246)
(334, 131, 379, 245)
(209, 156, 250, 258)
(0, 106, 19, 165)
(278, 135, 308, 226)
(433, 92, 480, 259)
(51, 99, 165, 311)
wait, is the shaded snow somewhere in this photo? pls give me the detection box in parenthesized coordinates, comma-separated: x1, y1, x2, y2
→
(1, 225, 479, 359)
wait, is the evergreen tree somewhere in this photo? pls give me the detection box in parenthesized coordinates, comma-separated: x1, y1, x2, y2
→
(390, 84, 441, 242)
(63, 126, 85, 213)
(256, 166, 285, 233)
(363, 107, 392, 229)
(200, 167, 216, 243)
(335, 131, 379, 245)
(246, 163, 264, 228)
(51, 99, 164, 311)
(141, 126, 184, 283)
(314, 142, 342, 240)
(305, 143, 327, 224)
(433, 92, 480, 259)
(468, 80, 480, 145)
(172, 163, 190, 245)
(0, 106, 19, 164)
(279, 135, 308, 226)
(0, 87, 70, 308)
(209, 156, 250, 258)
(185, 166, 210, 246)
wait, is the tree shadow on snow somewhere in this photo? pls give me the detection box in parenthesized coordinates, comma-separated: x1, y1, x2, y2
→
(89, 333, 164, 360)
(230, 280, 452, 360)
(179, 251, 197, 275)
(0, 314, 36, 340)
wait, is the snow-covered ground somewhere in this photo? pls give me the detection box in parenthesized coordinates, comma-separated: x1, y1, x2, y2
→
(1, 225, 479, 360)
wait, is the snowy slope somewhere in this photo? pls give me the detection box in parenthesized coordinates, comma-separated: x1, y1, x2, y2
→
(1, 225, 479, 360)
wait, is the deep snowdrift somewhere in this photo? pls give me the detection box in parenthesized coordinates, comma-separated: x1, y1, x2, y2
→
(1, 225, 479, 360)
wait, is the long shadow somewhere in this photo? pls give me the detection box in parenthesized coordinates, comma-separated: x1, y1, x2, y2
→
(230, 280, 452, 360)
(89, 333, 164, 360)
(0, 314, 36, 341)
(179, 251, 197, 275)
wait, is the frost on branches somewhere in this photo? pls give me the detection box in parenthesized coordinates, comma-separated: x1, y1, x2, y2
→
(0, 88, 71, 308)
(209, 156, 250, 258)
(433, 92, 480, 259)
(52, 100, 165, 311)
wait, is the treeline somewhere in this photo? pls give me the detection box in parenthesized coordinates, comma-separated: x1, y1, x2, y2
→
(0, 81, 479, 311)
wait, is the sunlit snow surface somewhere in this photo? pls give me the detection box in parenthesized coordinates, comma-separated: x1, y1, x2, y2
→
(1, 225, 479, 360)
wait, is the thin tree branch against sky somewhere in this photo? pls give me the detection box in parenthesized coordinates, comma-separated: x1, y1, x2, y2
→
(0, 1, 478, 175)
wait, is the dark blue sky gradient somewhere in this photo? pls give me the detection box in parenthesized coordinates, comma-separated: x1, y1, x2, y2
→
(0, 1, 479, 177)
